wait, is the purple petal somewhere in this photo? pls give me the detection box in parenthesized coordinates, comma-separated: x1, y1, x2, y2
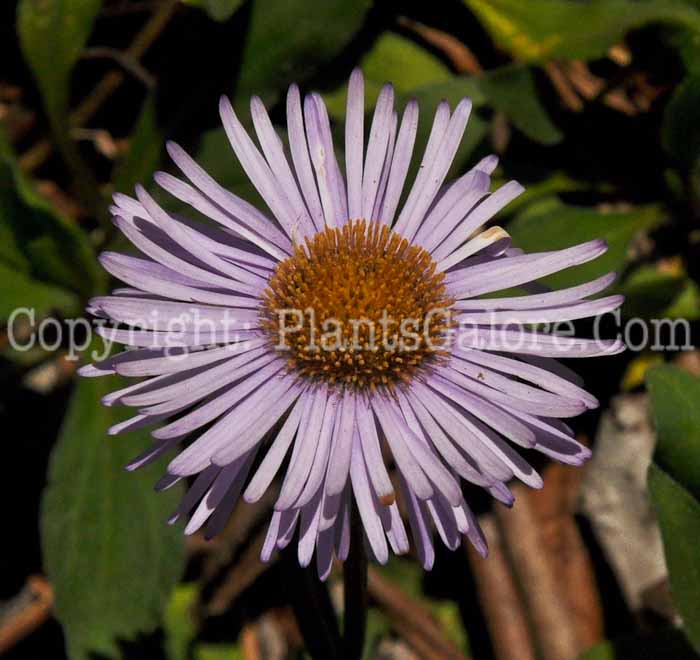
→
(275, 387, 328, 510)
(219, 96, 299, 238)
(345, 68, 365, 220)
(432, 180, 524, 263)
(452, 272, 617, 311)
(371, 397, 434, 500)
(286, 84, 325, 231)
(244, 393, 308, 503)
(393, 100, 450, 236)
(250, 95, 316, 238)
(377, 99, 419, 225)
(362, 84, 394, 220)
(325, 391, 356, 497)
(398, 98, 472, 242)
(349, 431, 389, 564)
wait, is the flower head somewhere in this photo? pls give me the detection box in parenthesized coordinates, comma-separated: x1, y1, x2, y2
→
(83, 69, 624, 577)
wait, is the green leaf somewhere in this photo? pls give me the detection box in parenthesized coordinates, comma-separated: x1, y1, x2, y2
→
(182, 0, 244, 21)
(324, 35, 555, 150)
(41, 375, 185, 660)
(113, 96, 164, 194)
(663, 74, 700, 170)
(465, 0, 700, 62)
(0, 262, 78, 321)
(17, 0, 101, 120)
(195, 128, 264, 208)
(17, 0, 106, 219)
(619, 265, 700, 320)
(499, 173, 594, 216)
(675, 27, 700, 76)
(665, 278, 700, 319)
(433, 601, 470, 653)
(507, 201, 666, 288)
(165, 584, 199, 660)
(323, 32, 453, 118)
(0, 138, 102, 299)
(362, 608, 392, 660)
(195, 644, 244, 660)
(648, 464, 700, 653)
(362, 33, 452, 94)
(647, 367, 700, 652)
(236, 0, 370, 105)
(319, 33, 496, 181)
(647, 366, 700, 498)
(478, 65, 562, 144)
(402, 77, 487, 114)
(395, 79, 489, 183)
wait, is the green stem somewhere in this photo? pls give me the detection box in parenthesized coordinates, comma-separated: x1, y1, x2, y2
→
(49, 114, 108, 227)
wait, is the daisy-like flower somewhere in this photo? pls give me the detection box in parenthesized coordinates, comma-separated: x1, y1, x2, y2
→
(83, 69, 624, 578)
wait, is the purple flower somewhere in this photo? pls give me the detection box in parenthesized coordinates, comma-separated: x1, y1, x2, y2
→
(83, 69, 624, 578)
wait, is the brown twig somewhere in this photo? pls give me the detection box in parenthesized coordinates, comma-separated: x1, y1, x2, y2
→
(256, 612, 289, 659)
(563, 61, 639, 116)
(101, 0, 158, 17)
(529, 458, 604, 648)
(19, 0, 178, 173)
(491, 111, 511, 154)
(271, 607, 303, 650)
(83, 47, 156, 89)
(565, 60, 605, 99)
(397, 17, 482, 75)
(0, 576, 54, 654)
(206, 529, 273, 616)
(70, 127, 123, 159)
(367, 567, 469, 660)
(544, 62, 584, 112)
(36, 180, 87, 218)
(494, 487, 581, 660)
(241, 622, 262, 660)
(608, 44, 632, 66)
(466, 516, 536, 660)
(23, 353, 80, 394)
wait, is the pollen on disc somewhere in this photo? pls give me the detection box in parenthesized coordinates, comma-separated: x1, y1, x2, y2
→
(259, 219, 454, 392)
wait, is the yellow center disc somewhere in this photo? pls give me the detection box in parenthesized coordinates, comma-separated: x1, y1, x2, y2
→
(259, 220, 454, 392)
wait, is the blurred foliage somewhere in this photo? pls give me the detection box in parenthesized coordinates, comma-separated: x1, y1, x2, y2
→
(164, 584, 199, 660)
(648, 367, 700, 653)
(236, 0, 370, 105)
(183, 0, 244, 22)
(663, 74, 700, 171)
(164, 584, 243, 660)
(41, 373, 186, 660)
(16, 0, 101, 122)
(619, 264, 700, 320)
(324, 32, 454, 114)
(476, 65, 562, 144)
(113, 95, 164, 194)
(507, 201, 665, 289)
(381, 557, 470, 654)
(0, 132, 99, 318)
(2, 0, 700, 658)
(465, 0, 700, 61)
